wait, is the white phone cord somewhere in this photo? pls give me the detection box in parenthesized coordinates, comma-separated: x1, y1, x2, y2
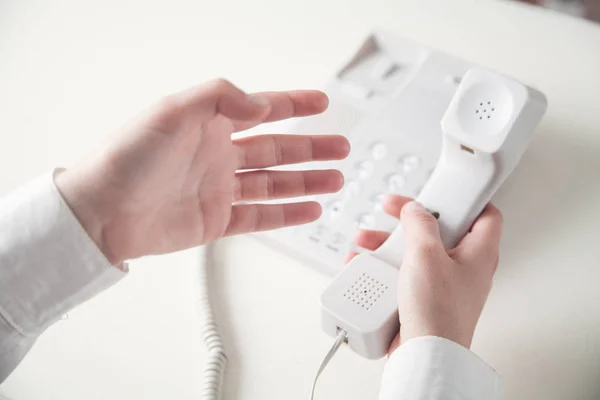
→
(198, 242, 345, 400)
(198, 244, 227, 400)
(309, 329, 347, 400)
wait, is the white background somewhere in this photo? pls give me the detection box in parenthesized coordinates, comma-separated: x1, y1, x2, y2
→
(1, 0, 600, 399)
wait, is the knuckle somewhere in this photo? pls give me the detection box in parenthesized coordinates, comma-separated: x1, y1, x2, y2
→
(414, 215, 439, 233)
(416, 239, 441, 259)
(152, 94, 185, 125)
(270, 135, 285, 165)
(157, 94, 182, 112)
(420, 213, 438, 226)
(298, 171, 308, 196)
(403, 208, 436, 226)
(265, 173, 275, 198)
(208, 78, 234, 92)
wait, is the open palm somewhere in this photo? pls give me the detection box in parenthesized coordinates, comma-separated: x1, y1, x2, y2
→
(56, 79, 350, 264)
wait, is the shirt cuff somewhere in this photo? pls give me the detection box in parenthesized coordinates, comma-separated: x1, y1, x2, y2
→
(379, 336, 501, 400)
(0, 171, 126, 336)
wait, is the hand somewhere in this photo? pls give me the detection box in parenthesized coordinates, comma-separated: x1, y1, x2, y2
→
(55, 79, 350, 265)
(346, 196, 503, 352)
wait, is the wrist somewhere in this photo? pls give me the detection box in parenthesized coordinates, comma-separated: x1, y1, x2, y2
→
(399, 316, 475, 350)
(54, 168, 121, 266)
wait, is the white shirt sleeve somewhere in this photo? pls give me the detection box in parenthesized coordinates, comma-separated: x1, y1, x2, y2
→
(379, 336, 501, 400)
(0, 172, 126, 383)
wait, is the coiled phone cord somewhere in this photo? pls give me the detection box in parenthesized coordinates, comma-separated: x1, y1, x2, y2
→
(198, 244, 227, 400)
(198, 242, 346, 400)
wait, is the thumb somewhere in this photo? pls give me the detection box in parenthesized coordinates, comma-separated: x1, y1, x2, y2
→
(401, 201, 444, 256)
(187, 79, 271, 121)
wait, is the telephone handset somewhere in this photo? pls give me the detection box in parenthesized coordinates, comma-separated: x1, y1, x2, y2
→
(320, 68, 547, 359)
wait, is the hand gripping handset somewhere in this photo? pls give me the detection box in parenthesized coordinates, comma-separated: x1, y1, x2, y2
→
(320, 68, 547, 359)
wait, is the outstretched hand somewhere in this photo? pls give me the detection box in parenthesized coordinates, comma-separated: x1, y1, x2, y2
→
(56, 79, 350, 265)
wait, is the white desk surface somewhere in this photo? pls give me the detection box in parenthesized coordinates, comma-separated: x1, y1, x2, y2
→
(1, 0, 600, 399)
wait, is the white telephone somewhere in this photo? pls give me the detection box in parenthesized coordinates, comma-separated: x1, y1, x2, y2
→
(200, 32, 548, 400)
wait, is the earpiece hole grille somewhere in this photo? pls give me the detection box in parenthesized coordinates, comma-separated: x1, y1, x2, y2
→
(475, 100, 496, 120)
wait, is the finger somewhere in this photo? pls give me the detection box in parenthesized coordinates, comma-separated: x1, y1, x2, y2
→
(400, 201, 444, 258)
(344, 251, 360, 264)
(181, 78, 271, 121)
(234, 169, 343, 202)
(382, 195, 414, 218)
(454, 204, 503, 262)
(235, 134, 350, 169)
(231, 90, 329, 132)
(355, 230, 391, 251)
(225, 202, 321, 236)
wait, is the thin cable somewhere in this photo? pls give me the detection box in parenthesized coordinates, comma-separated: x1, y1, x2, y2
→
(197, 244, 227, 400)
(309, 329, 347, 400)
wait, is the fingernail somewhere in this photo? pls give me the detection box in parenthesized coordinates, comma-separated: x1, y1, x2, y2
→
(404, 201, 425, 213)
(247, 94, 270, 107)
